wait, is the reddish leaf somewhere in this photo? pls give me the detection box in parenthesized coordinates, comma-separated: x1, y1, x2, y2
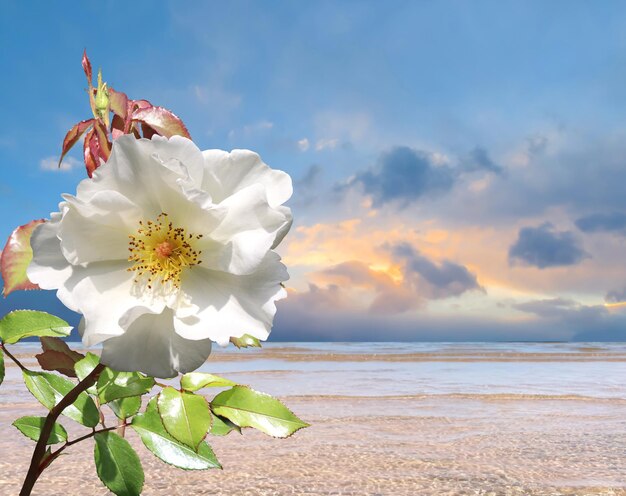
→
(83, 128, 99, 177)
(93, 120, 111, 161)
(35, 337, 85, 377)
(132, 106, 191, 139)
(83, 52, 97, 117)
(131, 99, 152, 111)
(36, 350, 78, 377)
(59, 119, 94, 168)
(1, 220, 45, 296)
(111, 114, 125, 139)
(82, 49, 93, 84)
(109, 87, 129, 120)
(140, 122, 157, 139)
(40, 336, 85, 361)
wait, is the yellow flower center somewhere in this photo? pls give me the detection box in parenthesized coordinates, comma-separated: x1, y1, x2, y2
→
(127, 212, 202, 290)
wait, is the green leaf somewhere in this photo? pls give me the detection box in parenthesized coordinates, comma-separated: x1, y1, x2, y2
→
(157, 387, 211, 450)
(12, 416, 68, 444)
(131, 398, 221, 470)
(97, 369, 155, 404)
(74, 352, 100, 395)
(94, 431, 144, 496)
(210, 413, 241, 436)
(109, 396, 142, 420)
(211, 386, 309, 438)
(180, 372, 236, 392)
(229, 334, 262, 349)
(0, 311, 71, 344)
(0, 220, 45, 296)
(0, 348, 4, 386)
(22, 370, 99, 427)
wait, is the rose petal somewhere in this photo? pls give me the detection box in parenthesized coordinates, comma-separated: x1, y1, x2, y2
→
(201, 149, 292, 208)
(69, 262, 165, 346)
(201, 183, 292, 275)
(58, 190, 142, 265)
(76, 136, 206, 214)
(175, 252, 288, 345)
(100, 309, 212, 378)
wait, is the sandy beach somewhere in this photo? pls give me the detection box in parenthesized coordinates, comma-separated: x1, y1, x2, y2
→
(1, 343, 625, 495)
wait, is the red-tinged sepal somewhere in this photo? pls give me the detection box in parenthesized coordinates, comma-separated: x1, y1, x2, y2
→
(109, 87, 129, 120)
(82, 49, 93, 85)
(111, 114, 125, 139)
(131, 99, 152, 111)
(59, 119, 94, 168)
(132, 106, 191, 139)
(93, 120, 111, 161)
(1, 220, 45, 296)
(140, 122, 157, 139)
(83, 50, 97, 117)
(131, 124, 141, 139)
(83, 128, 99, 177)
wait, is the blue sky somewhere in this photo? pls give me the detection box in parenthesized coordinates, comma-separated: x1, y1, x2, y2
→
(2, 1, 626, 341)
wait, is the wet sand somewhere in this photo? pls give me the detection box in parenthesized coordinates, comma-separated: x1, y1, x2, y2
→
(1, 345, 625, 495)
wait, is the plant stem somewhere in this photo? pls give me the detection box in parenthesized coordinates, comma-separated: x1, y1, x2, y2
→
(39, 424, 123, 474)
(19, 363, 106, 496)
(117, 416, 127, 437)
(1, 343, 28, 371)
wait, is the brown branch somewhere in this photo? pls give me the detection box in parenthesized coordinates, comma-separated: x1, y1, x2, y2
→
(117, 416, 127, 438)
(39, 424, 123, 473)
(19, 363, 106, 496)
(1, 343, 29, 372)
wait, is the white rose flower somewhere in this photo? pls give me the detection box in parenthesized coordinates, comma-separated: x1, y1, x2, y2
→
(27, 135, 292, 378)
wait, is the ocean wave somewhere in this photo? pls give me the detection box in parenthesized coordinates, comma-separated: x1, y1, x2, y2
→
(282, 393, 626, 402)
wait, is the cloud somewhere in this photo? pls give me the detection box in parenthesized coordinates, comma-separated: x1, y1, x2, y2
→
(315, 138, 340, 151)
(509, 297, 626, 341)
(605, 287, 626, 303)
(340, 145, 505, 208)
(284, 283, 353, 313)
(526, 135, 549, 157)
(512, 297, 604, 320)
(460, 147, 503, 174)
(313, 111, 372, 148)
(318, 260, 420, 314)
(297, 138, 310, 151)
(40, 156, 80, 172)
(455, 129, 626, 224)
(193, 83, 242, 110)
(293, 164, 324, 207)
(508, 223, 589, 269)
(297, 164, 322, 189)
(229, 120, 274, 140)
(390, 242, 483, 299)
(351, 146, 455, 207)
(274, 288, 626, 342)
(243, 120, 273, 133)
(302, 243, 483, 316)
(575, 212, 626, 234)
